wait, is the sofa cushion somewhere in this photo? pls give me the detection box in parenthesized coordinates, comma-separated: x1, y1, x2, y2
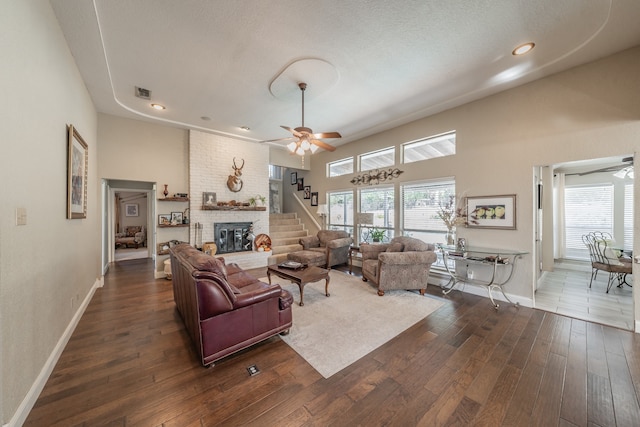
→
(187, 253, 227, 279)
(126, 226, 142, 237)
(386, 242, 404, 253)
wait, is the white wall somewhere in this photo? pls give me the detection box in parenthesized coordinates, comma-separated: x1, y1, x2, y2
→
(0, 1, 99, 424)
(98, 113, 189, 272)
(189, 131, 270, 266)
(302, 47, 640, 315)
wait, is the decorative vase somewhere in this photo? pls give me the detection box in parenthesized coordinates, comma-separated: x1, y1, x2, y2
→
(446, 229, 456, 246)
(163, 184, 169, 198)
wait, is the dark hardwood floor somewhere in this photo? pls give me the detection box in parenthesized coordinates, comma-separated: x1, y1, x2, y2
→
(25, 259, 640, 426)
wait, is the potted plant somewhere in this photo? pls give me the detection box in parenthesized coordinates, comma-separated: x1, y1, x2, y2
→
(248, 195, 266, 207)
(371, 228, 386, 243)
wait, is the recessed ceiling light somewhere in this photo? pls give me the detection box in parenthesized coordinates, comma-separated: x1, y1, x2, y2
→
(240, 126, 250, 131)
(512, 42, 535, 56)
(150, 103, 166, 110)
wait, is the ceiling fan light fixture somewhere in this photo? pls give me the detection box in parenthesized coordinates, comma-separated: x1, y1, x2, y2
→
(295, 146, 305, 156)
(310, 143, 319, 154)
(287, 141, 297, 152)
(300, 139, 311, 151)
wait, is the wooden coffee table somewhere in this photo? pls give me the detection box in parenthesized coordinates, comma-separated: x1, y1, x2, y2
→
(267, 264, 330, 306)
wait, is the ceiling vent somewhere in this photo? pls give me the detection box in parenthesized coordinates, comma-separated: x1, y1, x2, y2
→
(135, 86, 151, 100)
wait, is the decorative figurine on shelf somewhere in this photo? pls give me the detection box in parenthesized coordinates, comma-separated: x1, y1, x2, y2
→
(226, 157, 244, 192)
(163, 184, 169, 198)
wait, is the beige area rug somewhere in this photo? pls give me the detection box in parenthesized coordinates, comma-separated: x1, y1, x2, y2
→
(264, 270, 445, 378)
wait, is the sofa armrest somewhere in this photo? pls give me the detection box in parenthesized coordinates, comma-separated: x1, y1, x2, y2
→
(378, 251, 437, 265)
(326, 237, 353, 249)
(234, 285, 283, 309)
(300, 236, 320, 250)
(360, 243, 390, 260)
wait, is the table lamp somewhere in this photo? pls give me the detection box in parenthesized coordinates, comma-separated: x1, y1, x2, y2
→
(316, 204, 328, 229)
(355, 212, 374, 243)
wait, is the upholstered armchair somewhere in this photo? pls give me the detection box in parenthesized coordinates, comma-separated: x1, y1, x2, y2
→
(295, 229, 353, 268)
(361, 236, 437, 296)
(115, 226, 146, 248)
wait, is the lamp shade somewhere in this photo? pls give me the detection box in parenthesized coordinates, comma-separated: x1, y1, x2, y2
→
(316, 204, 328, 215)
(355, 212, 374, 225)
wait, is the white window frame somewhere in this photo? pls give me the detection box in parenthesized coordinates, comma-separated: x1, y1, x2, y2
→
(359, 147, 395, 172)
(327, 157, 354, 178)
(402, 131, 456, 164)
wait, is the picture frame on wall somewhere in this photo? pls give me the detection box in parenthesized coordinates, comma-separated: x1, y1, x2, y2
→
(158, 214, 171, 225)
(125, 203, 138, 217)
(297, 177, 304, 191)
(303, 185, 311, 199)
(291, 172, 297, 185)
(466, 194, 516, 229)
(311, 192, 318, 206)
(67, 124, 88, 219)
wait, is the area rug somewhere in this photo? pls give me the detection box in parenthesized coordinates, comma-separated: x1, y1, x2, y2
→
(264, 270, 445, 378)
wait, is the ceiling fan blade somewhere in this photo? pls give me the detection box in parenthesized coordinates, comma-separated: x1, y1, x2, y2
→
(281, 125, 303, 138)
(259, 137, 295, 143)
(312, 131, 341, 139)
(310, 139, 336, 152)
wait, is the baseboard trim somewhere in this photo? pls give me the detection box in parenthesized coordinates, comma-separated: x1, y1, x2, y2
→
(6, 277, 101, 427)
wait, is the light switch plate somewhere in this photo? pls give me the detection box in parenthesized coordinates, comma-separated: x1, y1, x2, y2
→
(16, 208, 27, 225)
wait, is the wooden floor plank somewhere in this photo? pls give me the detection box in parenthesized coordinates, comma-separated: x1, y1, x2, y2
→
(22, 260, 640, 426)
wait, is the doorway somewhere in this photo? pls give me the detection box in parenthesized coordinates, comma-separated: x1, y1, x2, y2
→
(534, 156, 634, 330)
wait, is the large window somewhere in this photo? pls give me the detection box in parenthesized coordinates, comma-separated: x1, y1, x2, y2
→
(359, 147, 395, 172)
(359, 186, 394, 242)
(402, 131, 456, 164)
(327, 190, 354, 234)
(564, 184, 613, 259)
(401, 179, 455, 244)
(327, 157, 353, 177)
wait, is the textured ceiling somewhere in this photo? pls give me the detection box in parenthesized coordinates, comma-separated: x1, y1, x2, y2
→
(50, 0, 640, 150)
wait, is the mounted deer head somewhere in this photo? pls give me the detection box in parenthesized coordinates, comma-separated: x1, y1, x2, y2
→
(227, 157, 245, 192)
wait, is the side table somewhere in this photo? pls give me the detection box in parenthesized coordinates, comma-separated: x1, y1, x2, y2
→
(349, 246, 361, 274)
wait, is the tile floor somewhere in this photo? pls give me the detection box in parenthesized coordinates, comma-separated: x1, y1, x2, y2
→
(535, 261, 634, 330)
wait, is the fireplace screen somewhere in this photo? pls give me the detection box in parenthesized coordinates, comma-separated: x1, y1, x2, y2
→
(214, 222, 253, 254)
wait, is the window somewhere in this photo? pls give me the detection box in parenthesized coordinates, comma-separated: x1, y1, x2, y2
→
(402, 131, 456, 164)
(327, 157, 353, 177)
(401, 179, 455, 245)
(624, 183, 633, 250)
(564, 184, 613, 259)
(359, 147, 394, 172)
(359, 186, 394, 242)
(268, 165, 282, 180)
(327, 190, 354, 234)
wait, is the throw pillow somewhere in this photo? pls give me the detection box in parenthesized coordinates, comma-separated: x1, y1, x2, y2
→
(386, 242, 404, 253)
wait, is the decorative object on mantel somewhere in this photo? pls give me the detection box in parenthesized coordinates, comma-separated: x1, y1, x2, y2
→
(350, 168, 404, 186)
(203, 192, 216, 207)
(226, 157, 244, 192)
(248, 195, 266, 207)
(202, 199, 266, 211)
(202, 242, 217, 255)
(163, 184, 169, 198)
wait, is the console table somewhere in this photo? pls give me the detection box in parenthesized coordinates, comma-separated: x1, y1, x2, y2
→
(438, 244, 527, 309)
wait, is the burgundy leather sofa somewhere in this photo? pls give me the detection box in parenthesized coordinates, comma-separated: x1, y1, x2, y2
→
(170, 244, 293, 367)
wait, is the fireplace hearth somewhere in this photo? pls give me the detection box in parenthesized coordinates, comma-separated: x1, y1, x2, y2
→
(214, 222, 253, 254)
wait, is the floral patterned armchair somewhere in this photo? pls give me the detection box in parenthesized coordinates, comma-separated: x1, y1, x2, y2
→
(361, 236, 437, 296)
(115, 226, 146, 249)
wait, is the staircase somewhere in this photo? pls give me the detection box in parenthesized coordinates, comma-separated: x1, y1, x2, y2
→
(268, 213, 309, 265)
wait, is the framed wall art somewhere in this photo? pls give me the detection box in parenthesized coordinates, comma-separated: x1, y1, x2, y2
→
(291, 171, 297, 185)
(466, 194, 516, 229)
(125, 203, 138, 217)
(203, 192, 216, 207)
(297, 177, 304, 191)
(303, 185, 311, 199)
(311, 192, 318, 206)
(158, 214, 171, 225)
(67, 124, 88, 219)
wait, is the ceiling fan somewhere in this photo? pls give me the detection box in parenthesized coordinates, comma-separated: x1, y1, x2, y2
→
(262, 82, 341, 154)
